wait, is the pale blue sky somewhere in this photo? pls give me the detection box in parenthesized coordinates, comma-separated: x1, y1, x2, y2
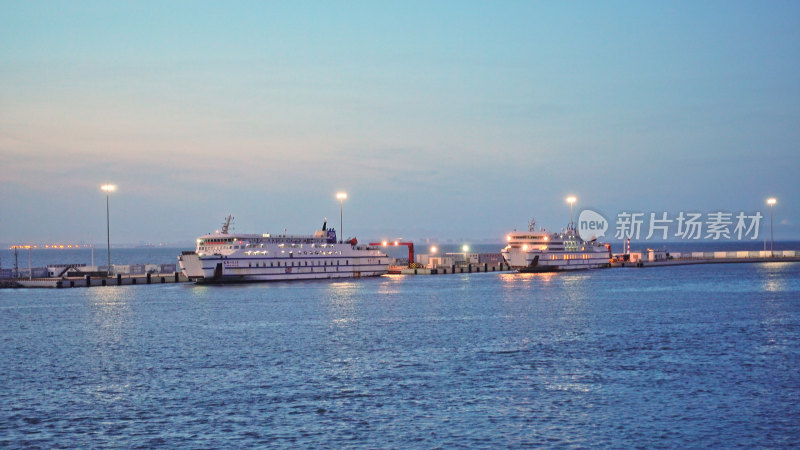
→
(2, 1, 798, 244)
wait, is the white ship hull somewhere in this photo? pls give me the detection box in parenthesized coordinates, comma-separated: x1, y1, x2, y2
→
(198, 253, 387, 283)
(179, 218, 389, 283)
(502, 220, 611, 272)
(502, 249, 610, 272)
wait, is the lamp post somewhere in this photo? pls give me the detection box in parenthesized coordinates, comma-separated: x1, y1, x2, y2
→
(336, 192, 347, 244)
(767, 197, 776, 257)
(101, 184, 116, 275)
(566, 196, 577, 229)
(462, 244, 469, 265)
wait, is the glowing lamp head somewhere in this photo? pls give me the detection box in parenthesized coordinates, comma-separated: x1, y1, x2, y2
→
(101, 184, 116, 192)
(522, 244, 528, 251)
(462, 245, 469, 252)
(767, 198, 777, 205)
(506, 235, 511, 241)
(381, 240, 388, 246)
(566, 196, 576, 204)
(430, 246, 438, 254)
(544, 236, 549, 241)
(336, 192, 347, 200)
(394, 241, 399, 246)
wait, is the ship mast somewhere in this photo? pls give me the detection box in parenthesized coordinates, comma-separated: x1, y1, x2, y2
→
(221, 215, 234, 234)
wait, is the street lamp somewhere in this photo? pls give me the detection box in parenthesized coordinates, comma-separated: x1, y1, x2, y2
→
(767, 197, 776, 257)
(336, 192, 347, 244)
(101, 184, 116, 275)
(430, 246, 438, 254)
(566, 196, 577, 229)
(462, 244, 469, 265)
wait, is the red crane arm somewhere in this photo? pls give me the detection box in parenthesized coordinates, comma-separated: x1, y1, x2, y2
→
(369, 242, 415, 265)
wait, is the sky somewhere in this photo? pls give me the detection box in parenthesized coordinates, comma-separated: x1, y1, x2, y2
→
(2, 1, 799, 246)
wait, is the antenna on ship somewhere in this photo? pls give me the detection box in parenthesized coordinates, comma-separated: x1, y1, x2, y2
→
(528, 219, 536, 232)
(221, 215, 234, 234)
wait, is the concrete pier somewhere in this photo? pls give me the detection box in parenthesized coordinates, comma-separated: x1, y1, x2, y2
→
(612, 255, 800, 268)
(2, 272, 190, 288)
(400, 262, 512, 275)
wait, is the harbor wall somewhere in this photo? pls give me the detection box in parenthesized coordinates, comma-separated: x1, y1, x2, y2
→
(8, 272, 188, 288)
(671, 250, 798, 259)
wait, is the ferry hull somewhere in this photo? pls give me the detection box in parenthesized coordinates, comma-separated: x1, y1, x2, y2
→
(502, 251, 611, 272)
(197, 257, 388, 283)
(517, 261, 610, 272)
(197, 270, 388, 284)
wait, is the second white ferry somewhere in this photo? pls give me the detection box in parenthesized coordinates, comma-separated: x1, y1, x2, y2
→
(179, 216, 389, 283)
(502, 220, 611, 272)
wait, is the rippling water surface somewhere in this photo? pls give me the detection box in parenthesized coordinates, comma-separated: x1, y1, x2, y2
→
(2, 262, 799, 447)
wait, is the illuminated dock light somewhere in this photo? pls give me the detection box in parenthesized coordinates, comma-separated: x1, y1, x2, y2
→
(566, 195, 577, 228)
(336, 192, 347, 244)
(767, 197, 777, 257)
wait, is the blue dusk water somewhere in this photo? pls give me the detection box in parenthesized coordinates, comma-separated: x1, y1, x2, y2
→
(1, 262, 799, 447)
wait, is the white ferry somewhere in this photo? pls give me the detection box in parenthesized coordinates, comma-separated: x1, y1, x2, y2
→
(179, 216, 389, 283)
(502, 220, 611, 272)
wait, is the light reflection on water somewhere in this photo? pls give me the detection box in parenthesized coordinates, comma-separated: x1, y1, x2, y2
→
(1, 262, 799, 447)
(498, 271, 556, 289)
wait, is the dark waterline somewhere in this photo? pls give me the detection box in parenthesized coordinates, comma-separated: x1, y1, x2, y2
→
(1, 262, 799, 447)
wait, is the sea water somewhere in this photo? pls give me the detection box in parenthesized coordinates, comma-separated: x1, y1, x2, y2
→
(1, 257, 798, 447)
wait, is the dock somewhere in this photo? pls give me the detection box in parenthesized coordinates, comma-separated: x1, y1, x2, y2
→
(400, 262, 512, 275)
(3, 249, 799, 288)
(2, 272, 189, 289)
(612, 255, 800, 268)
